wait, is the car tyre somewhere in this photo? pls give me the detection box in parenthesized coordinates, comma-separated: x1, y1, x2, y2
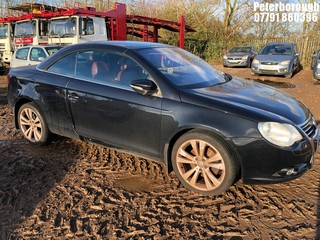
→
(171, 130, 239, 196)
(18, 102, 51, 145)
(285, 71, 293, 78)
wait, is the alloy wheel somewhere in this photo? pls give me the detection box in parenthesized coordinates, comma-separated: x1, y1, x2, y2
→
(175, 139, 226, 191)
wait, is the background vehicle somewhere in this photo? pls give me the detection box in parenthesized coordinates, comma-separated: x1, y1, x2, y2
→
(311, 48, 320, 81)
(223, 46, 256, 67)
(251, 42, 300, 78)
(7, 41, 319, 196)
(0, 22, 15, 66)
(10, 45, 62, 68)
(0, 2, 195, 66)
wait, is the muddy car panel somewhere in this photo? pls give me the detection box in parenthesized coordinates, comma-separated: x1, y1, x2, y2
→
(7, 41, 320, 195)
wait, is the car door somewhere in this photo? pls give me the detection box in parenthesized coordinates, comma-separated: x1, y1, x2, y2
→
(29, 47, 47, 64)
(37, 51, 78, 138)
(66, 50, 162, 158)
(12, 47, 30, 68)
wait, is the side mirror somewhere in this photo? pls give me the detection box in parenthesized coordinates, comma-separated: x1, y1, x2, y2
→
(38, 57, 45, 62)
(130, 79, 158, 96)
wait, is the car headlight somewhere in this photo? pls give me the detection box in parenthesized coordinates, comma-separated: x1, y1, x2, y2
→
(258, 122, 302, 147)
(252, 59, 259, 64)
(242, 55, 248, 60)
(280, 60, 290, 65)
(223, 55, 227, 60)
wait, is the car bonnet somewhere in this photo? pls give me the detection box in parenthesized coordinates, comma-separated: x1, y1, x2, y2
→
(179, 77, 309, 125)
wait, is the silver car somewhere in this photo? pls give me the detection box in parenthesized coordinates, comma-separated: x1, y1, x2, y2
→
(251, 42, 300, 78)
(11, 45, 62, 68)
(223, 46, 256, 67)
(311, 48, 320, 81)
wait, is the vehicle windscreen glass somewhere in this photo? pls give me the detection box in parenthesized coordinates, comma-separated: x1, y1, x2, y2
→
(260, 45, 292, 55)
(0, 24, 8, 39)
(15, 21, 36, 37)
(230, 47, 251, 53)
(137, 47, 226, 87)
(49, 17, 76, 37)
(44, 46, 63, 55)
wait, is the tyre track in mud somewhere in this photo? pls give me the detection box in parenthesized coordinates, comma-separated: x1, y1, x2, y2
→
(1, 73, 320, 239)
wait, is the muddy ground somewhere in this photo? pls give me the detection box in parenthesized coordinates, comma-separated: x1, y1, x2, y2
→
(0, 66, 320, 239)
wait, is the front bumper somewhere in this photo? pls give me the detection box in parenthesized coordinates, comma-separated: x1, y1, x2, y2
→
(237, 125, 320, 185)
(251, 63, 290, 76)
(223, 59, 248, 67)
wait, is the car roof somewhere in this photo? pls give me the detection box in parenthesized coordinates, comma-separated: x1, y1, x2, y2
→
(15, 45, 62, 51)
(37, 41, 174, 70)
(66, 41, 170, 51)
(264, 42, 294, 46)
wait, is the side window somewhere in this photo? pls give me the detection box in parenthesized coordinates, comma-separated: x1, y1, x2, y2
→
(84, 18, 94, 35)
(15, 48, 29, 60)
(74, 50, 150, 89)
(30, 48, 46, 61)
(113, 55, 149, 88)
(47, 52, 77, 76)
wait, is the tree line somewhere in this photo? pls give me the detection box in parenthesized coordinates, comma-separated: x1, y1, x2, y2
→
(1, 0, 320, 63)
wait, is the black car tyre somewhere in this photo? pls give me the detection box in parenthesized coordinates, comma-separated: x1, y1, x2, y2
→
(285, 71, 293, 78)
(18, 102, 51, 145)
(172, 131, 239, 196)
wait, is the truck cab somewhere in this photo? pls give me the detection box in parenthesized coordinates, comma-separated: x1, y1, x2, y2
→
(48, 16, 108, 45)
(14, 18, 48, 48)
(0, 22, 14, 65)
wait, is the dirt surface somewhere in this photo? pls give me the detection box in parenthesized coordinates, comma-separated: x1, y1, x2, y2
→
(0, 67, 320, 239)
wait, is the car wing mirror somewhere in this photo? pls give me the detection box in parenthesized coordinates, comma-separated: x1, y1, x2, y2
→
(130, 79, 158, 96)
(38, 57, 45, 62)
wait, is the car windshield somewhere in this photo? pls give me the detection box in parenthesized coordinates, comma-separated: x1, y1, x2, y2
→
(229, 47, 251, 53)
(0, 24, 8, 39)
(137, 47, 227, 88)
(260, 44, 292, 55)
(44, 46, 63, 55)
(49, 18, 76, 37)
(14, 21, 36, 37)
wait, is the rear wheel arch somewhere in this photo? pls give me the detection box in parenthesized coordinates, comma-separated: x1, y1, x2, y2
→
(14, 98, 33, 128)
(15, 100, 53, 145)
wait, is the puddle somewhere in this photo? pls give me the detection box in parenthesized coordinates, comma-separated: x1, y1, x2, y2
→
(247, 78, 296, 89)
(114, 175, 157, 192)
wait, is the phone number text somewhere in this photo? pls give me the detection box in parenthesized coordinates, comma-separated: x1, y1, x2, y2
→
(254, 12, 318, 23)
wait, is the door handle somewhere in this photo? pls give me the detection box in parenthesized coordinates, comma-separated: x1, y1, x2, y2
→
(68, 93, 79, 101)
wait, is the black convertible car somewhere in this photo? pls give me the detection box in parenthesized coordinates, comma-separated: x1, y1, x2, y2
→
(7, 41, 319, 196)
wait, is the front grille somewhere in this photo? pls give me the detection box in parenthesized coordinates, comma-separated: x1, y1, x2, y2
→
(260, 70, 278, 74)
(261, 62, 278, 65)
(299, 115, 318, 138)
(228, 57, 242, 60)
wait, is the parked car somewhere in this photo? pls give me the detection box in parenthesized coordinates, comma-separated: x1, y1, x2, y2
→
(311, 48, 320, 81)
(7, 41, 319, 196)
(251, 42, 300, 78)
(10, 45, 63, 68)
(223, 46, 256, 67)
